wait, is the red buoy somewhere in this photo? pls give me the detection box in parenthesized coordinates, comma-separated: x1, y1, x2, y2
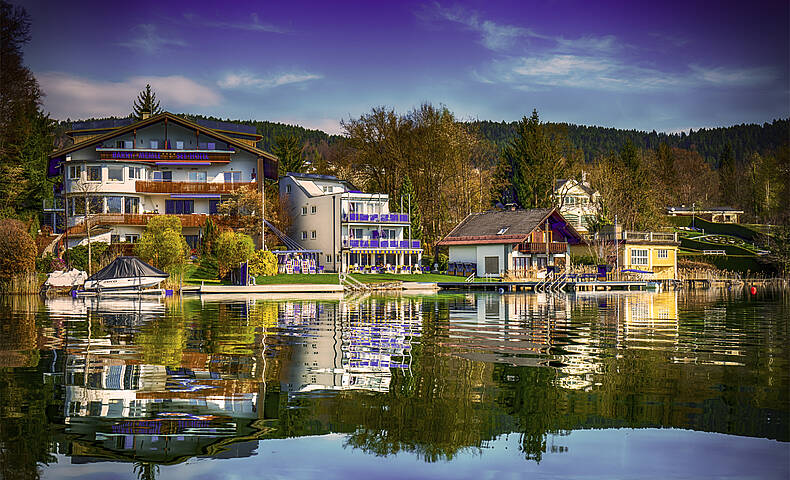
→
(750, 286, 757, 295)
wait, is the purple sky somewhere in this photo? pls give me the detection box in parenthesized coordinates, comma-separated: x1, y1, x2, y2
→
(18, 0, 790, 134)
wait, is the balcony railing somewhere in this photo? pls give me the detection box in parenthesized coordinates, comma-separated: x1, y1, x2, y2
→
(518, 242, 568, 254)
(342, 212, 409, 223)
(43, 199, 65, 211)
(136, 181, 256, 194)
(342, 239, 421, 249)
(598, 231, 678, 243)
(67, 213, 241, 235)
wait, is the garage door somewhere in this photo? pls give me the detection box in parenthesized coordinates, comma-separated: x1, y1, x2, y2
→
(484, 256, 499, 275)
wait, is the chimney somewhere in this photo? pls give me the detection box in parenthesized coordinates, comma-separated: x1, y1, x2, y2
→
(581, 170, 588, 185)
(142, 111, 151, 119)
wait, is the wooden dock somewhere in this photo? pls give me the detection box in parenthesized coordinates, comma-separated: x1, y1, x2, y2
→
(436, 280, 654, 292)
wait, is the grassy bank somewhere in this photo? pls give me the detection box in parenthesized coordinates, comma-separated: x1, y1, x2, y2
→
(185, 260, 470, 286)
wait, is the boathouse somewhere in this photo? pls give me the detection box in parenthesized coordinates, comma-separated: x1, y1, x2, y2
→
(437, 207, 583, 278)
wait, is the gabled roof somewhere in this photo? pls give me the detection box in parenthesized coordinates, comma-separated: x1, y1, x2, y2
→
(555, 178, 597, 196)
(49, 112, 277, 162)
(437, 207, 583, 246)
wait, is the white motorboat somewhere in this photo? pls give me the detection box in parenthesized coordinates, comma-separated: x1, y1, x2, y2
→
(82, 256, 169, 292)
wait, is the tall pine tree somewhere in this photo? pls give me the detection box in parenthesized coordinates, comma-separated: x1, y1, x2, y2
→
(132, 84, 162, 119)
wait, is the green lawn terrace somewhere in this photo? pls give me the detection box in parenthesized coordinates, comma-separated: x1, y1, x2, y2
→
(666, 216, 776, 275)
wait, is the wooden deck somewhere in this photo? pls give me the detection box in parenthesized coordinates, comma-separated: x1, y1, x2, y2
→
(437, 280, 654, 292)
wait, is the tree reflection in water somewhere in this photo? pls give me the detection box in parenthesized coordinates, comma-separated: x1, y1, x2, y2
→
(0, 290, 786, 476)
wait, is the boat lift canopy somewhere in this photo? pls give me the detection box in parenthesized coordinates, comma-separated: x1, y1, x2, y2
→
(87, 256, 169, 282)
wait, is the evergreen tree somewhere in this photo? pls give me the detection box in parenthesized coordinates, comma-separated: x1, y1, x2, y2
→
(0, 1, 55, 220)
(397, 175, 422, 240)
(132, 84, 162, 119)
(718, 143, 737, 206)
(272, 134, 306, 176)
(500, 110, 570, 208)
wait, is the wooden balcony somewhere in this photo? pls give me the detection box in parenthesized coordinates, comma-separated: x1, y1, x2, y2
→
(517, 242, 568, 254)
(67, 214, 242, 235)
(135, 181, 256, 194)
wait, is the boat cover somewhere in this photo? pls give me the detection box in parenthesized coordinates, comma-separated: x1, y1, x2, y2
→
(87, 256, 169, 281)
(45, 269, 88, 287)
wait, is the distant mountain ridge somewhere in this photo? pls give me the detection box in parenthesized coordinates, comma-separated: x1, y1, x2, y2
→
(58, 113, 788, 164)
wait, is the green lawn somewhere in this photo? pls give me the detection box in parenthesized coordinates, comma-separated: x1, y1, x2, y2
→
(253, 273, 341, 285)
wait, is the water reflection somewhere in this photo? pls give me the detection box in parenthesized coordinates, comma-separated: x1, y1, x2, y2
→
(0, 290, 787, 478)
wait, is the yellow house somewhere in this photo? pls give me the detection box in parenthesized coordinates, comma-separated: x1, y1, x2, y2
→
(598, 226, 680, 280)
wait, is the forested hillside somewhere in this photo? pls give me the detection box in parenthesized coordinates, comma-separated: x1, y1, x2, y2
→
(472, 118, 789, 163)
(59, 112, 787, 167)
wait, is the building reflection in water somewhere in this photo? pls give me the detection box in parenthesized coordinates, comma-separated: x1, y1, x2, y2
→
(275, 297, 422, 394)
(46, 294, 424, 465)
(15, 289, 781, 472)
(441, 291, 680, 390)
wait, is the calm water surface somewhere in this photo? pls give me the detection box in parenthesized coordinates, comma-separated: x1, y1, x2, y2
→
(0, 289, 787, 479)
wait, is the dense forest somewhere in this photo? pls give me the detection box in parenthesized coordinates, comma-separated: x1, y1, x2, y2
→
(473, 118, 790, 164)
(57, 114, 788, 168)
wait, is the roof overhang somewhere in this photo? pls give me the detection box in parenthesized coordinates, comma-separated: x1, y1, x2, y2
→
(48, 112, 278, 179)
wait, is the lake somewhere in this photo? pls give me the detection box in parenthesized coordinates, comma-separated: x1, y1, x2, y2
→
(0, 289, 787, 479)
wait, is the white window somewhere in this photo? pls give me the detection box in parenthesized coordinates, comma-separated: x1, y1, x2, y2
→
(207, 142, 215, 150)
(107, 166, 123, 181)
(86, 166, 101, 182)
(301, 231, 308, 240)
(106, 196, 122, 213)
(286, 185, 292, 193)
(127, 167, 142, 180)
(657, 249, 668, 259)
(354, 228, 363, 239)
(175, 141, 184, 150)
(188, 171, 207, 182)
(125, 140, 133, 149)
(311, 206, 317, 214)
(323, 185, 333, 193)
(301, 207, 308, 215)
(125, 234, 140, 243)
(67, 165, 82, 180)
(326, 255, 332, 263)
(631, 249, 649, 266)
(311, 231, 317, 239)
(223, 171, 241, 183)
(150, 140, 159, 149)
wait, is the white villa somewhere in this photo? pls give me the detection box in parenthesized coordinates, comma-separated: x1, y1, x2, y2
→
(279, 173, 423, 273)
(45, 113, 278, 248)
(554, 174, 600, 234)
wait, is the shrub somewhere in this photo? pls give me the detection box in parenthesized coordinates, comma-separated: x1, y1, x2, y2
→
(249, 250, 277, 277)
(134, 215, 189, 277)
(0, 220, 37, 279)
(68, 243, 109, 272)
(215, 231, 255, 278)
(36, 253, 66, 273)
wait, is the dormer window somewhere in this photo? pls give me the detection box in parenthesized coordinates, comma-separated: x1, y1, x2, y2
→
(497, 227, 509, 235)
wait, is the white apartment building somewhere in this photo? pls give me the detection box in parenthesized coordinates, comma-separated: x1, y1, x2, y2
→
(279, 173, 423, 272)
(45, 112, 278, 248)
